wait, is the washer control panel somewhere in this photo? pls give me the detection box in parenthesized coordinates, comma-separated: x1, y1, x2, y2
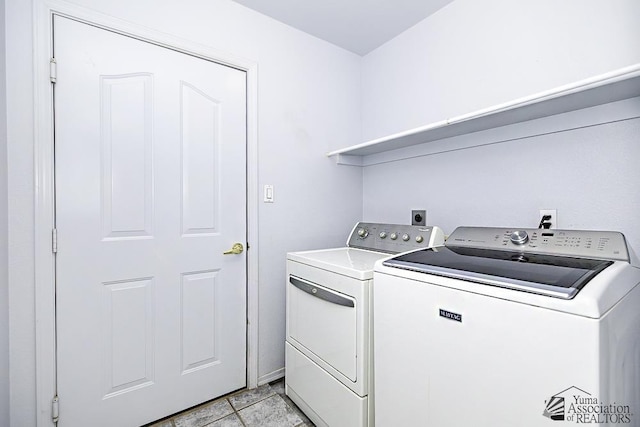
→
(347, 222, 445, 254)
(447, 226, 629, 262)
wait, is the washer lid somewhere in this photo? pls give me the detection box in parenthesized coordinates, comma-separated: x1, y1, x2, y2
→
(383, 246, 613, 299)
(288, 247, 390, 280)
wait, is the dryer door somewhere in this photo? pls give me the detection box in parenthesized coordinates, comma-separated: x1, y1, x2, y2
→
(287, 274, 359, 382)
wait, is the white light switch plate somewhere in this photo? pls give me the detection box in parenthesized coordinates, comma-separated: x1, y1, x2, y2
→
(264, 185, 274, 203)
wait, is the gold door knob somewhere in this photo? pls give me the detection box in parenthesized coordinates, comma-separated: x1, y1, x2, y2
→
(223, 243, 244, 255)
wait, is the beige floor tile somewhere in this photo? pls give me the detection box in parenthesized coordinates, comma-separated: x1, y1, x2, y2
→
(228, 383, 276, 410)
(174, 399, 234, 427)
(238, 395, 303, 427)
(205, 413, 244, 427)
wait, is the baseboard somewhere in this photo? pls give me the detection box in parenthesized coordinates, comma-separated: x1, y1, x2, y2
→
(258, 367, 285, 386)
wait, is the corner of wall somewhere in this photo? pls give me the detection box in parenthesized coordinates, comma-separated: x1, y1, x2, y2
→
(0, 0, 11, 423)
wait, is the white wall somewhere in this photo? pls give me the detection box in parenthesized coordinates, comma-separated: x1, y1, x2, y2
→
(5, 0, 362, 424)
(361, 0, 640, 252)
(362, 0, 640, 140)
(0, 0, 10, 424)
(363, 99, 640, 249)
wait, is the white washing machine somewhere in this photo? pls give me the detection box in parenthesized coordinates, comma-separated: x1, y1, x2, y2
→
(286, 222, 445, 427)
(373, 226, 640, 426)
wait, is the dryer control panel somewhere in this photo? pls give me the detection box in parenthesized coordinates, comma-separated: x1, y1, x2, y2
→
(447, 227, 629, 262)
(347, 222, 445, 254)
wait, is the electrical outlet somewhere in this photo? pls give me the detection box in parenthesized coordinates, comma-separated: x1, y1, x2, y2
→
(412, 210, 426, 226)
(539, 209, 557, 229)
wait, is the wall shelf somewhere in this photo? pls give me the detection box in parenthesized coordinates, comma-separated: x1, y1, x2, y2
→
(328, 64, 640, 165)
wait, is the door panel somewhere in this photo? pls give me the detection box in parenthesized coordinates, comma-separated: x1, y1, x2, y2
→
(101, 73, 153, 239)
(102, 277, 155, 398)
(54, 16, 247, 426)
(181, 82, 221, 236)
(181, 270, 221, 373)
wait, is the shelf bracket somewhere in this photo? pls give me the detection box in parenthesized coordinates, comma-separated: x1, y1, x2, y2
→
(333, 154, 363, 166)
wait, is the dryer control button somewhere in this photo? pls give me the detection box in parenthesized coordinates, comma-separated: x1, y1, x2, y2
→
(402, 234, 410, 241)
(379, 232, 387, 239)
(390, 233, 398, 240)
(415, 235, 424, 243)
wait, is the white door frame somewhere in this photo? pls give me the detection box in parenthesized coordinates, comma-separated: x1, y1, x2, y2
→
(33, 1, 260, 425)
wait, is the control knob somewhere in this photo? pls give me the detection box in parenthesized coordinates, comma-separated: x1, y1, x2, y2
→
(357, 228, 368, 238)
(390, 233, 398, 240)
(510, 230, 529, 245)
(415, 235, 424, 243)
(379, 231, 387, 239)
(402, 233, 410, 241)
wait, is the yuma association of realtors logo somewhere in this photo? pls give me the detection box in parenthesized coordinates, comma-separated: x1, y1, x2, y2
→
(543, 386, 633, 424)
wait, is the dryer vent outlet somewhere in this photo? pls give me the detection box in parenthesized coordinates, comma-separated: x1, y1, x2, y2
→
(412, 210, 426, 226)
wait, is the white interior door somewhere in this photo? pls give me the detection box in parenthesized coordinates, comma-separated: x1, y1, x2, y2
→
(54, 16, 247, 426)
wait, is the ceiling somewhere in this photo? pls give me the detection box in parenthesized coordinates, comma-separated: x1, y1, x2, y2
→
(230, 0, 454, 56)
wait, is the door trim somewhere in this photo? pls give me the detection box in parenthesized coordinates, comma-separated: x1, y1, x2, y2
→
(33, 1, 259, 425)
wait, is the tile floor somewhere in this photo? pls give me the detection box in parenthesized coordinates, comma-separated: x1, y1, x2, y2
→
(146, 379, 315, 427)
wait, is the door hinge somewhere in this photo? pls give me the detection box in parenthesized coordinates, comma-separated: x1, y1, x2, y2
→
(52, 395, 59, 423)
(50, 58, 57, 83)
(52, 228, 58, 253)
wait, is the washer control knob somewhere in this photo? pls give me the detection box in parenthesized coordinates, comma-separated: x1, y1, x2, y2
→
(415, 235, 424, 243)
(379, 231, 387, 239)
(510, 230, 529, 245)
(390, 233, 398, 240)
(402, 233, 410, 241)
(357, 228, 368, 238)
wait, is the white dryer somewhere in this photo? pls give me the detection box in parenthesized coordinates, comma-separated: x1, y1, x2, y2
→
(373, 226, 640, 426)
(286, 222, 445, 427)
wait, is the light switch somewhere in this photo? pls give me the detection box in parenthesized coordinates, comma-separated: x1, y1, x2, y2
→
(264, 185, 274, 203)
